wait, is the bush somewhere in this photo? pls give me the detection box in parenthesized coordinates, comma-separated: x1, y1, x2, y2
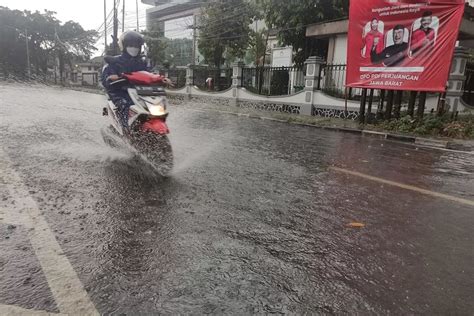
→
(375, 114, 474, 138)
(422, 116, 444, 131)
(379, 116, 416, 132)
(441, 121, 474, 138)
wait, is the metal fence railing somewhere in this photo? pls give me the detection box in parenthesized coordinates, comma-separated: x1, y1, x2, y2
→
(319, 64, 365, 100)
(166, 68, 186, 89)
(462, 63, 474, 107)
(241, 66, 305, 96)
(192, 66, 232, 91)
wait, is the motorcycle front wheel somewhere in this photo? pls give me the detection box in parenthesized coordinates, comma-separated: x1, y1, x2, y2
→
(135, 132, 174, 176)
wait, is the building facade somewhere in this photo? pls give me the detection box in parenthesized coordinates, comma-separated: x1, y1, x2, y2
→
(142, 0, 202, 65)
(142, 0, 283, 67)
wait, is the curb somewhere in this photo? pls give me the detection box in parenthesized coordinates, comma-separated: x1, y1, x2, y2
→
(362, 130, 387, 139)
(415, 137, 450, 149)
(386, 133, 416, 143)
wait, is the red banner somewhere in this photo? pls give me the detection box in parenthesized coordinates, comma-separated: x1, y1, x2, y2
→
(346, 0, 465, 92)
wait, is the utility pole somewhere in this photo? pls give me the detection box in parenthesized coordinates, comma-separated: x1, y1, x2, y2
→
(104, 0, 108, 48)
(136, 0, 139, 31)
(113, 0, 119, 54)
(192, 15, 197, 64)
(254, 20, 258, 65)
(25, 27, 31, 78)
(122, 0, 126, 32)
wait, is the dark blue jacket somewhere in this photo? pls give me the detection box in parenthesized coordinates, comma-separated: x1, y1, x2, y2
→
(101, 52, 148, 92)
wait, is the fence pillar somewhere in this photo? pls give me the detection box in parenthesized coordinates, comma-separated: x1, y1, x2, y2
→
(303, 56, 325, 116)
(185, 64, 194, 100)
(231, 62, 244, 106)
(446, 46, 469, 115)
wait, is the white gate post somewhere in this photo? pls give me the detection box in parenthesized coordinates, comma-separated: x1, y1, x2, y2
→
(302, 56, 325, 116)
(185, 64, 194, 100)
(231, 61, 244, 106)
(446, 46, 469, 114)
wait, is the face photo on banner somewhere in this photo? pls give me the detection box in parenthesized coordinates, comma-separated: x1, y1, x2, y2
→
(409, 11, 439, 58)
(370, 24, 410, 67)
(361, 19, 385, 58)
(385, 26, 410, 47)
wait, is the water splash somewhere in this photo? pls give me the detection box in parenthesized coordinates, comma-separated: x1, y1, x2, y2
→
(169, 134, 228, 176)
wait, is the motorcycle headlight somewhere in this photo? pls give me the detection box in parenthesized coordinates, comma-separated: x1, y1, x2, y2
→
(148, 104, 167, 116)
(147, 98, 167, 116)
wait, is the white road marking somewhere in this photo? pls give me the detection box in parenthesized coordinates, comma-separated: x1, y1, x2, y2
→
(0, 149, 99, 315)
(330, 166, 474, 207)
(0, 304, 67, 316)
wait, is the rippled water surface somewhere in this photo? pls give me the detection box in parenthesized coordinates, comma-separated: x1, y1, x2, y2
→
(1, 84, 473, 314)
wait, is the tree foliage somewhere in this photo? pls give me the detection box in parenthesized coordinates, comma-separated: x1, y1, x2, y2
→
(142, 22, 167, 67)
(0, 6, 97, 78)
(163, 38, 193, 67)
(198, 0, 257, 67)
(55, 21, 98, 80)
(258, 0, 348, 64)
(143, 23, 194, 68)
(245, 28, 269, 66)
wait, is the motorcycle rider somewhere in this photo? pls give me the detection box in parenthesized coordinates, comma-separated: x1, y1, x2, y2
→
(102, 31, 171, 131)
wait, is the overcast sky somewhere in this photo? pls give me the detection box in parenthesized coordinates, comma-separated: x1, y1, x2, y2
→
(1, 0, 151, 30)
(1, 0, 153, 55)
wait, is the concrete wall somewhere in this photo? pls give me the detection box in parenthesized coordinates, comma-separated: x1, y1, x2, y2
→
(166, 82, 444, 121)
(305, 19, 348, 38)
(332, 35, 348, 64)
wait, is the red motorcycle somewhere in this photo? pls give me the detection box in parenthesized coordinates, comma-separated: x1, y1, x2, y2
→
(102, 71, 173, 175)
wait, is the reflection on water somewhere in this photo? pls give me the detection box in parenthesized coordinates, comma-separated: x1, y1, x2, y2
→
(1, 85, 473, 314)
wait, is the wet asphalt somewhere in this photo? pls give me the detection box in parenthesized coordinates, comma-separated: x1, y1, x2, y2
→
(0, 83, 473, 314)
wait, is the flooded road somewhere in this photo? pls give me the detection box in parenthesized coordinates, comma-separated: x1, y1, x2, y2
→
(1, 83, 473, 314)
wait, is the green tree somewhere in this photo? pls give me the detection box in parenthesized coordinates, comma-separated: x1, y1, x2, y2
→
(56, 21, 98, 82)
(258, 0, 348, 64)
(0, 7, 97, 78)
(0, 8, 30, 74)
(244, 28, 269, 66)
(164, 38, 193, 67)
(142, 22, 167, 67)
(198, 0, 257, 67)
(26, 10, 60, 74)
